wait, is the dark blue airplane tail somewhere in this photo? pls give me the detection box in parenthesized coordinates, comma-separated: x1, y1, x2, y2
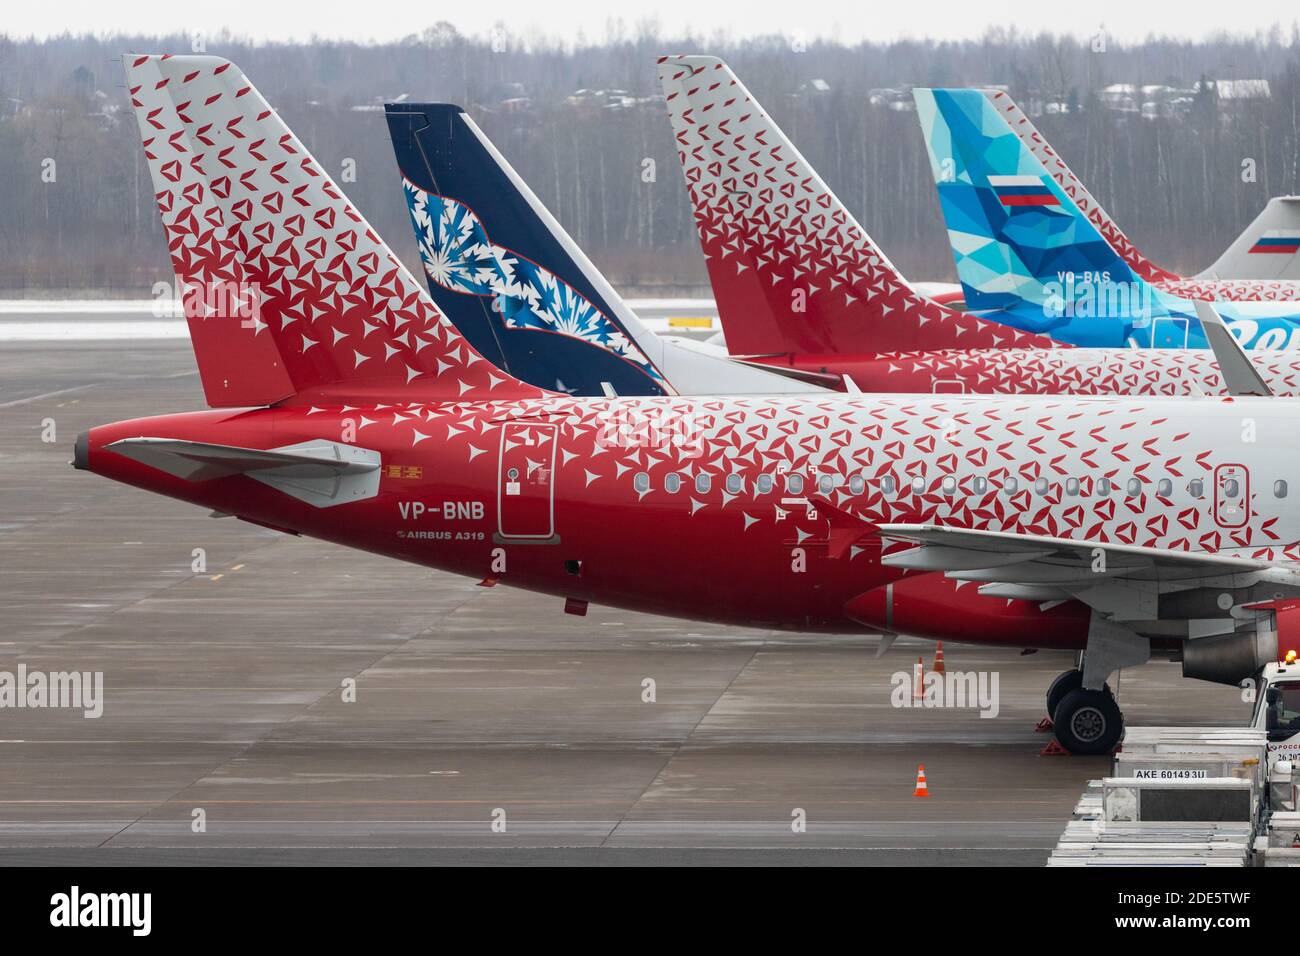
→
(384, 104, 821, 397)
(385, 104, 671, 396)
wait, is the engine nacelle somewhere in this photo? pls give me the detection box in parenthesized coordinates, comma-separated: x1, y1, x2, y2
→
(1182, 620, 1278, 685)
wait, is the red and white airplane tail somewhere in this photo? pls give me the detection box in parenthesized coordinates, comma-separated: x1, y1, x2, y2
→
(656, 55, 1054, 359)
(125, 54, 544, 408)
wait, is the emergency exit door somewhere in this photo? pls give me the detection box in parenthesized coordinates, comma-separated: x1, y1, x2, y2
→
(497, 422, 558, 539)
(1213, 463, 1250, 529)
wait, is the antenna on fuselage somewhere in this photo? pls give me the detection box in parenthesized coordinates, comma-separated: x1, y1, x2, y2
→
(1194, 301, 1273, 397)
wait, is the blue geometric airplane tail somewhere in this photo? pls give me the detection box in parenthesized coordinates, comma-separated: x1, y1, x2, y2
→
(914, 89, 1300, 351)
(913, 88, 1165, 346)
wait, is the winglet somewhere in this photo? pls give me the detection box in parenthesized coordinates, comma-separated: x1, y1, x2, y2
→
(1193, 301, 1273, 396)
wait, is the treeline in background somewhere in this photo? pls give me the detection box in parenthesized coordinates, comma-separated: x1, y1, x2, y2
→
(2, 22, 1300, 295)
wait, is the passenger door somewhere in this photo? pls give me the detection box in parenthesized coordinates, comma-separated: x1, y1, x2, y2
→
(497, 421, 558, 540)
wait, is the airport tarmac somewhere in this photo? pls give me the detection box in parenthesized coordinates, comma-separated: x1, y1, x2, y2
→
(0, 318, 1253, 866)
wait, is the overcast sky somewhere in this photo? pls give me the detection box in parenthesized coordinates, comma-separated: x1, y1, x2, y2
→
(7, 0, 1300, 46)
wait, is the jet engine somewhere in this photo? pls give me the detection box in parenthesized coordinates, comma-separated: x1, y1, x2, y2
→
(1181, 619, 1279, 685)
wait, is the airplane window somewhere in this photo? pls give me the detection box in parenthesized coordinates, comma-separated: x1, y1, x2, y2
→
(756, 474, 774, 494)
(881, 475, 896, 495)
(1097, 477, 1112, 495)
(910, 475, 926, 494)
(1276, 480, 1289, 499)
(787, 473, 804, 494)
(1065, 478, 1080, 496)
(1034, 477, 1049, 495)
(695, 473, 712, 494)
(726, 475, 743, 494)
(664, 473, 681, 494)
(1157, 478, 1173, 497)
(1224, 479, 1240, 497)
(941, 476, 956, 495)
(1004, 477, 1018, 495)
(1188, 479, 1203, 498)
(973, 477, 988, 494)
(633, 472, 650, 493)
(818, 475, 834, 495)
(849, 475, 864, 495)
(1126, 478, 1142, 496)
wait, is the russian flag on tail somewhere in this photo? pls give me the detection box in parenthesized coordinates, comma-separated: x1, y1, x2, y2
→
(989, 175, 1058, 207)
(1249, 230, 1300, 254)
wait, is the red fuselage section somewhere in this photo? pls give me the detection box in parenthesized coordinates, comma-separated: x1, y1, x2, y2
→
(81, 401, 1090, 649)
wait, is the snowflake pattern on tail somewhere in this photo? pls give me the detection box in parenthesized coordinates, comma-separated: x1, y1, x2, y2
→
(403, 180, 663, 386)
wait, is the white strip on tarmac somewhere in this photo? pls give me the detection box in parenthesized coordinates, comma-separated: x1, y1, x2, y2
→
(0, 299, 721, 341)
(0, 299, 183, 315)
(0, 299, 185, 339)
(0, 321, 190, 341)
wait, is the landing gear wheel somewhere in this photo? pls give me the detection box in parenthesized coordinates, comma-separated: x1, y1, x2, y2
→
(1045, 669, 1113, 719)
(1052, 688, 1124, 756)
(1045, 669, 1082, 718)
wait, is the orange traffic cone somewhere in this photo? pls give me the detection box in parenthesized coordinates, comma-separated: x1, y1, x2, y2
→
(913, 764, 931, 798)
(932, 642, 946, 674)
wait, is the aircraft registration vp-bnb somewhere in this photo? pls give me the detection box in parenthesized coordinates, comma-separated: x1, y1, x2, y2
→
(80, 55, 1300, 757)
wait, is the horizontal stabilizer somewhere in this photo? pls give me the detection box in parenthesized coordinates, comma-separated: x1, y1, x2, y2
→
(106, 437, 380, 508)
(728, 359, 845, 390)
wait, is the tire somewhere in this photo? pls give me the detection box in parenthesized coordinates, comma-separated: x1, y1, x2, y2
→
(1052, 688, 1124, 756)
(1045, 669, 1083, 717)
(1045, 669, 1114, 718)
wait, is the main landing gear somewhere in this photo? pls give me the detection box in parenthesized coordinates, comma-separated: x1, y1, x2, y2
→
(1042, 615, 1148, 755)
(1044, 669, 1123, 756)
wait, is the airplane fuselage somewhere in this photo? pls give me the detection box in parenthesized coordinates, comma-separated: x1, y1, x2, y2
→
(83, 393, 1300, 650)
(753, 347, 1300, 397)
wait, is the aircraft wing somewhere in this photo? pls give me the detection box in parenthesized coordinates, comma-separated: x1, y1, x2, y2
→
(877, 523, 1298, 629)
